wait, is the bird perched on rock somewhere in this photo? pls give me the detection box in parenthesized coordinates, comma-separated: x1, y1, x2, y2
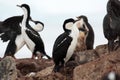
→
(17, 4, 51, 59)
(52, 18, 88, 72)
(103, 0, 120, 52)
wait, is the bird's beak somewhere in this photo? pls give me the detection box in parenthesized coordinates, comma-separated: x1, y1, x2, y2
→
(17, 5, 21, 7)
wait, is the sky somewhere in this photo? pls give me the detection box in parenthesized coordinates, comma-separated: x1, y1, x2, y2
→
(0, 0, 108, 58)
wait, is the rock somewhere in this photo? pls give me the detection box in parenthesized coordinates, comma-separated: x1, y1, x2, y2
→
(73, 47, 120, 80)
(35, 65, 54, 78)
(17, 77, 33, 80)
(16, 58, 53, 76)
(34, 61, 77, 80)
(101, 71, 120, 80)
(95, 44, 108, 57)
(15, 44, 106, 80)
(34, 72, 66, 80)
(1, 44, 120, 80)
(26, 72, 36, 77)
(74, 50, 99, 64)
(0, 56, 17, 80)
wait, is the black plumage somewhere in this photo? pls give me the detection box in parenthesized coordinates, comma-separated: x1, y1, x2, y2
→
(0, 16, 22, 42)
(52, 18, 76, 72)
(103, 0, 120, 51)
(0, 16, 25, 58)
(52, 32, 72, 72)
(103, 14, 117, 51)
(25, 29, 51, 59)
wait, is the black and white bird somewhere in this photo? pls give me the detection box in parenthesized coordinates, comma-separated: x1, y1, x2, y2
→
(0, 15, 43, 39)
(17, 4, 51, 59)
(0, 15, 28, 58)
(52, 18, 88, 72)
(0, 15, 45, 58)
(76, 15, 94, 50)
(0, 4, 49, 59)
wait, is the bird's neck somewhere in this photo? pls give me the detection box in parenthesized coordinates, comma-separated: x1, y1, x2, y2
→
(70, 23, 79, 39)
(21, 8, 30, 29)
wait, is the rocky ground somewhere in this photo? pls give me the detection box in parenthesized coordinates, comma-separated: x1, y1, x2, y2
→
(0, 43, 120, 80)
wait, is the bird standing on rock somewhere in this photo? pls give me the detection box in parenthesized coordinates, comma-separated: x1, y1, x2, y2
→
(17, 4, 51, 59)
(52, 18, 88, 72)
(103, 0, 120, 52)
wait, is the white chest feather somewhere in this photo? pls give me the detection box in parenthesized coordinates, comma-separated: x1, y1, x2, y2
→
(15, 34, 25, 52)
(15, 29, 35, 53)
(64, 26, 79, 63)
(21, 29, 35, 52)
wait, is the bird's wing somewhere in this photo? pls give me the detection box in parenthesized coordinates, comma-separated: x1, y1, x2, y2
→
(0, 16, 22, 42)
(52, 32, 72, 58)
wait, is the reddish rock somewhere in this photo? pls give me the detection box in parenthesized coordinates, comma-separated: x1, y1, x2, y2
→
(16, 58, 53, 76)
(1, 44, 120, 80)
(34, 61, 77, 80)
(35, 66, 54, 78)
(73, 47, 120, 80)
(17, 77, 33, 80)
(95, 44, 108, 57)
(74, 49, 99, 64)
(34, 72, 66, 80)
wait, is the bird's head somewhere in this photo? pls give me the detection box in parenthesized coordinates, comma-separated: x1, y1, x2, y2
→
(17, 4, 30, 15)
(63, 18, 75, 33)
